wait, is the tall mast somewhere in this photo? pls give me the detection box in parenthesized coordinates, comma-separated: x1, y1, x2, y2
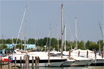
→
(61, 4, 64, 58)
(12, 36, 14, 44)
(103, 24, 104, 55)
(98, 22, 101, 54)
(48, 24, 51, 66)
(24, 0, 28, 51)
(34, 35, 37, 47)
(57, 24, 59, 51)
(2, 35, 4, 51)
(99, 22, 104, 55)
(75, 17, 77, 49)
(64, 25, 66, 51)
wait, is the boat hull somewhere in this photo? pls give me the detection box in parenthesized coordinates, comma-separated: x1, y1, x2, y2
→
(71, 60, 90, 67)
(90, 59, 104, 66)
(12, 59, 66, 67)
(62, 60, 75, 67)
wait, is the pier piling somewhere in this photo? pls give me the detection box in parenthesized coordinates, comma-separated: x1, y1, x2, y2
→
(35, 57, 37, 68)
(78, 50, 80, 57)
(32, 56, 34, 69)
(26, 55, 29, 69)
(69, 49, 71, 58)
(20, 57, 22, 69)
(37, 57, 39, 67)
(15, 57, 16, 68)
(94, 50, 96, 63)
(87, 50, 88, 58)
(101, 51, 103, 58)
(0, 60, 2, 69)
(8, 56, 10, 69)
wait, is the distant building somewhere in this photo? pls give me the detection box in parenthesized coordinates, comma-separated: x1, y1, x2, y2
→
(5, 44, 36, 49)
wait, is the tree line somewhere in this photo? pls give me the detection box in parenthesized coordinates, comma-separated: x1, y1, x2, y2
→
(0, 37, 103, 51)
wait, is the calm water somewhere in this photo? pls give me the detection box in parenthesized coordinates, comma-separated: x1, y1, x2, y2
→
(29, 66, 104, 69)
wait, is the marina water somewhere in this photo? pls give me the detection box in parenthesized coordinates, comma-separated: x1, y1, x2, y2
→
(28, 66, 104, 69)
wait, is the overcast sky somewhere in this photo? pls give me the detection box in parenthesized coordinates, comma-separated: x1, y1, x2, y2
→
(0, 0, 104, 42)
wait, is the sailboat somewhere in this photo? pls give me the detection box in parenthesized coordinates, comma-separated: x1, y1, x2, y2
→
(10, 2, 67, 67)
(78, 23, 104, 66)
(68, 17, 93, 66)
(57, 4, 75, 67)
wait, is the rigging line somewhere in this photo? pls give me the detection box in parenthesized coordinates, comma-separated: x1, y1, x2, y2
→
(16, 8, 26, 44)
(99, 22, 103, 38)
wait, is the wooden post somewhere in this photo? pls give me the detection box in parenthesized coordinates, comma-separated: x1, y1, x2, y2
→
(78, 50, 80, 57)
(48, 51, 50, 67)
(20, 57, 22, 69)
(15, 57, 16, 68)
(26, 55, 29, 69)
(32, 56, 34, 69)
(8, 56, 10, 69)
(94, 50, 96, 63)
(101, 51, 103, 58)
(35, 57, 37, 68)
(69, 49, 71, 58)
(86, 50, 88, 58)
(37, 57, 39, 67)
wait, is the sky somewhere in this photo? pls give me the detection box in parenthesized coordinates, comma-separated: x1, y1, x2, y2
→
(0, 0, 104, 42)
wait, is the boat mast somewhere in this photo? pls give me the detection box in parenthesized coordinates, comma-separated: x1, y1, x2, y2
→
(2, 35, 4, 54)
(34, 35, 37, 47)
(61, 4, 64, 58)
(24, 0, 28, 51)
(103, 24, 104, 56)
(98, 22, 101, 54)
(99, 22, 104, 55)
(64, 25, 66, 51)
(48, 24, 51, 66)
(75, 17, 78, 50)
(57, 24, 59, 51)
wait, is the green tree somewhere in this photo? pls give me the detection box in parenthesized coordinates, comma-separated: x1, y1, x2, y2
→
(78, 40, 85, 49)
(0, 44, 7, 50)
(37, 39, 44, 46)
(86, 40, 99, 50)
(97, 40, 103, 51)
(28, 38, 35, 44)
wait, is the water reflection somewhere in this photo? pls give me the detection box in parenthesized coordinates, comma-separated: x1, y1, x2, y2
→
(29, 66, 104, 69)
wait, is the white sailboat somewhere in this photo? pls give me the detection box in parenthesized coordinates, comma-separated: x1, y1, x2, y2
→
(59, 4, 75, 66)
(11, 49, 67, 67)
(68, 17, 93, 66)
(10, 2, 67, 67)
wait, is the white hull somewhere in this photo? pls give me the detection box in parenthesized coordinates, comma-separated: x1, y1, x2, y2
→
(62, 60, 75, 66)
(16, 62, 64, 67)
(95, 59, 104, 64)
(71, 60, 90, 66)
(90, 58, 104, 66)
(88, 60, 94, 65)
